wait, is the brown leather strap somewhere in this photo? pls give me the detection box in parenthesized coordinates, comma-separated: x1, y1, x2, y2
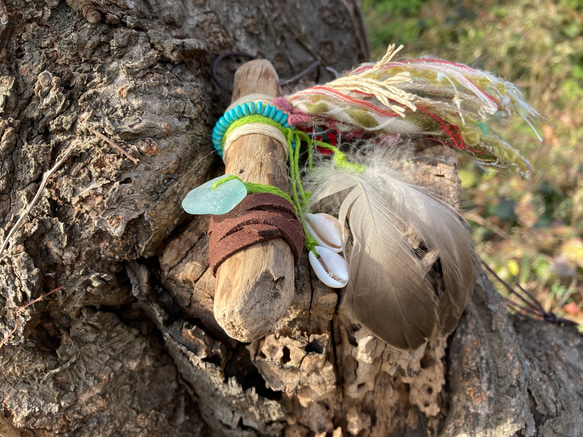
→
(208, 193, 305, 276)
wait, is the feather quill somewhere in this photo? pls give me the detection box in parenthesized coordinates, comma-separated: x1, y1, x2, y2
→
(305, 144, 475, 349)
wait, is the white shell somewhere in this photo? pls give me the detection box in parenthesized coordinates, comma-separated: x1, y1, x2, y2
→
(308, 246, 349, 288)
(305, 213, 343, 253)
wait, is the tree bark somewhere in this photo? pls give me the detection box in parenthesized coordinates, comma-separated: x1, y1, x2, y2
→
(0, 0, 581, 436)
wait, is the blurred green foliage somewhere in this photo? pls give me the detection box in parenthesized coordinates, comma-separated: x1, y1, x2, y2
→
(362, 0, 583, 326)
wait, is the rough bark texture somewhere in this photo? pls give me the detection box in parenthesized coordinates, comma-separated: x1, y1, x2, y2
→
(1, 0, 581, 436)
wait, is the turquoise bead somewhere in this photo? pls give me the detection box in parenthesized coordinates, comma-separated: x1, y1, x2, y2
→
(211, 102, 293, 161)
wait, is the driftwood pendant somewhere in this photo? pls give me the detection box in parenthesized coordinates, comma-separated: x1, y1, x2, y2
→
(213, 60, 296, 342)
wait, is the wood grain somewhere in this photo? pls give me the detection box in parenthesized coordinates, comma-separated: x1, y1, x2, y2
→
(213, 59, 296, 342)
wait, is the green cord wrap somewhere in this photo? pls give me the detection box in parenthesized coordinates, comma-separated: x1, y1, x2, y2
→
(222, 115, 290, 147)
(212, 176, 295, 213)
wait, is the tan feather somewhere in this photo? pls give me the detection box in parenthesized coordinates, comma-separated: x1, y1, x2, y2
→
(306, 145, 475, 349)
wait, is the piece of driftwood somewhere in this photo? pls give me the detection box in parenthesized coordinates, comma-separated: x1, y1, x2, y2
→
(213, 59, 296, 342)
(1, 0, 582, 436)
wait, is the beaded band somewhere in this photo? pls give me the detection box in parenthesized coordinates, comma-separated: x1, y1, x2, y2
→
(212, 102, 294, 157)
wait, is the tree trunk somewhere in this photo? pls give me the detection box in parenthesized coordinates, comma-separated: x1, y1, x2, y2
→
(0, 0, 581, 436)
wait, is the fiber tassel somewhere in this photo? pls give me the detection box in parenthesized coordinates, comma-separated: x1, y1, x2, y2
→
(304, 144, 476, 350)
(275, 44, 540, 176)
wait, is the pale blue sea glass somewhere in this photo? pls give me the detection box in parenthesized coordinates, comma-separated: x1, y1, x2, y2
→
(182, 175, 247, 215)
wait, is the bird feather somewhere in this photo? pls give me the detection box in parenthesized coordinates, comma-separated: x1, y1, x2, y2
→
(305, 144, 476, 349)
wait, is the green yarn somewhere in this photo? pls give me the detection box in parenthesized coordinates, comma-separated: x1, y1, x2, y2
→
(315, 141, 365, 173)
(213, 174, 296, 214)
(244, 182, 295, 210)
(212, 174, 239, 189)
(288, 129, 311, 246)
(222, 115, 288, 146)
(304, 234, 319, 255)
(304, 102, 329, 115)
(287, 131, 365, 256)
(347, 109, 379, 128)
(460, 127, 481, 146)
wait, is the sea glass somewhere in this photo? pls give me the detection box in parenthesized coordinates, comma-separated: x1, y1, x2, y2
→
(182, 175, 247, 215)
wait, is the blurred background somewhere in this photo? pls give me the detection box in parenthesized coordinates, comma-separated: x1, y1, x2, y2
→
(361, 0, 583, 326)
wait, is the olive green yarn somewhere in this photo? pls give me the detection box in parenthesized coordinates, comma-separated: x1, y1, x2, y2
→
(347, 109, 379, 128)
(304, 102, 329, 115)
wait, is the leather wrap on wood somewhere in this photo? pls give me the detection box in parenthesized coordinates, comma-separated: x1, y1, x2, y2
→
(208, 193, 305, 275)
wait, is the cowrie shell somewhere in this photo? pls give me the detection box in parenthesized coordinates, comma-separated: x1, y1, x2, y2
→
(305, 213, 343, 253)
(308, 246, 348, 288)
